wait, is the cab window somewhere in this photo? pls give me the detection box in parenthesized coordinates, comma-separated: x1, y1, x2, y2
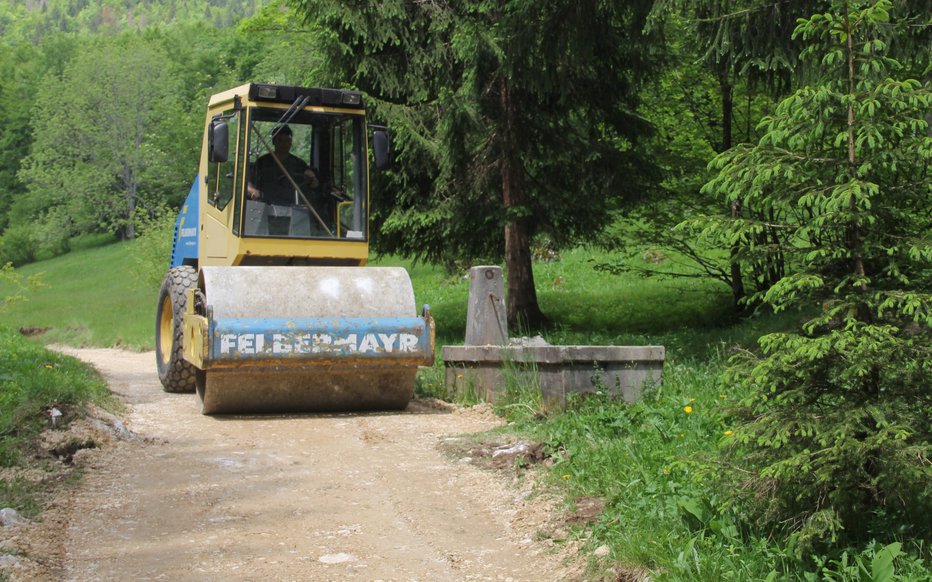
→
(241, 108, 367, 241)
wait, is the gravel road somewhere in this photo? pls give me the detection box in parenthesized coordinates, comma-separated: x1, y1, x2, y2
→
(3, 348, 583, 581)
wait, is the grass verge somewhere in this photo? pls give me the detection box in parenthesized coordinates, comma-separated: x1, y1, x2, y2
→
(472, 355, 931, 580)
(0, 327, 117, 515)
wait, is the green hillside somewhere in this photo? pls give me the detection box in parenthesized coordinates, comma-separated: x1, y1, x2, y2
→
(0, 238, 157, 348)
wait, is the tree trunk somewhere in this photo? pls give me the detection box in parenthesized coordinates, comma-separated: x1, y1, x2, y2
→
(844, 4, 866, 295)
(720, 70, 747, 311)
(124, 165, 137, 240)
(500, 76, 547, 330)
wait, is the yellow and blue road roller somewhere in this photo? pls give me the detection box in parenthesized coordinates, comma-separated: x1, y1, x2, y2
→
(155, 83, 435, 414)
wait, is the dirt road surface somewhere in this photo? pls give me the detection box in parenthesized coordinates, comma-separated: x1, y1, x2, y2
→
(3, 348, 585, 581)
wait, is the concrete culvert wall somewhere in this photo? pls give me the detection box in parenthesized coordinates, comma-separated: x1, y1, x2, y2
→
(442, 266, 666, 407)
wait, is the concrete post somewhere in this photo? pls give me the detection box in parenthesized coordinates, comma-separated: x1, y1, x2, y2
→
(464, 266, 508, 346)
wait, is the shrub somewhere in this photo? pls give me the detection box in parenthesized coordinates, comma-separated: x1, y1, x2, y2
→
(33, 219, 71, 259)
(0, 262, 44, 313)
(128, 204, 177, 288)
(0, 224, 39, 266)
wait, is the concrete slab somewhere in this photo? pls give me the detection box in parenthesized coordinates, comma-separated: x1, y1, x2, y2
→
(442, 344, 665, 407)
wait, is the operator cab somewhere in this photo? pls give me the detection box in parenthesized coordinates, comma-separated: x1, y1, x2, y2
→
(242, 110, 366, 239)
(204, 84, 390, 245)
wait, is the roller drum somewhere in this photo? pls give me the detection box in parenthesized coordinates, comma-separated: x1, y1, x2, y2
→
(200, 266, 417, 319)
(193, 266, 431, 414)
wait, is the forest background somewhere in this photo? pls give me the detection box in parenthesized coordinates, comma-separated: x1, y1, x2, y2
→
(0, 0, 929, 579)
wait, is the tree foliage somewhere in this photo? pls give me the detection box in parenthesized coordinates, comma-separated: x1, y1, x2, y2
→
(0, 262, 44, 312)
(289, 0, 661, 327)
(0, 3, 270, 259)
(601, 1, 830, 312)
(16, 37, 191, 245)
(0, 0, 257, 41)
(701, 0, 931, 548)
(0, 43, 43, 233)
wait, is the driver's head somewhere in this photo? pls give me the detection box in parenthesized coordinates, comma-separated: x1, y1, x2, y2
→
(272, 125, 293, 153)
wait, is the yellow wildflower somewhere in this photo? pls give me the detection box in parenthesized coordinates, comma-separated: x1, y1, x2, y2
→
(683, 405, 693, 414)
(724, 430, 734, 437)
(562, 474, 571, 480)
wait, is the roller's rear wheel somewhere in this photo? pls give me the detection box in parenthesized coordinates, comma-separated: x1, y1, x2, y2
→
(155, 266, 198, 393)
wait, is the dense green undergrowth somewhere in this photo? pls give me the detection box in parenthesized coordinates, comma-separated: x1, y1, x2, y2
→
(484, 359, 930, 581)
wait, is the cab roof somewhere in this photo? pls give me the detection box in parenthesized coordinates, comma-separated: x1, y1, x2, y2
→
(208, 83, 365, 110)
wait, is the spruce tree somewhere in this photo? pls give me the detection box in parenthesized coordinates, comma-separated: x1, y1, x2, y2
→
(289, 0, 660, 327)
(702, 0, 931, 547)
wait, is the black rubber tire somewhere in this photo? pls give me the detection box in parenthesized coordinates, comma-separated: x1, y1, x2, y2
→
(155, 266, 198, 393)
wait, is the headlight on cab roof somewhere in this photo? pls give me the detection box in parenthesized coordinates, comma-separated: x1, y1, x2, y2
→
(255, 85, 277, 99)
(342, 92, 362, 105)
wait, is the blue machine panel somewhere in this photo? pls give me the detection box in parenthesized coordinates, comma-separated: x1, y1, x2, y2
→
(170, 178, 200, 268)
(208, 317, 433, 364)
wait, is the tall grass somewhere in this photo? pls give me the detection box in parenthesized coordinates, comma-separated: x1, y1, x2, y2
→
(397, 246, 797, 361)
(0, 240, 769, 357)
(493, 355, 930, 580)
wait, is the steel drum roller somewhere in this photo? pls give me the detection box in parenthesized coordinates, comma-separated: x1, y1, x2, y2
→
(192, 266, 433, 414)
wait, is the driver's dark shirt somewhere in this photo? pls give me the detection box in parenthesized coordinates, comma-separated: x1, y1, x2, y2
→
(253, 153, 310, 206)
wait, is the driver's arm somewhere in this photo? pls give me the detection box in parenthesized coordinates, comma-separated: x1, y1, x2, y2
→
(247, 160, 262, 199)
(302, 166, 320, 190)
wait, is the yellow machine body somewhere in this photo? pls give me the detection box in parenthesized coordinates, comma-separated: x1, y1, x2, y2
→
(155, 83, 434, 414)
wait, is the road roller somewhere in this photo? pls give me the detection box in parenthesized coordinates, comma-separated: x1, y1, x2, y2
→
(155, 83, 435, 414)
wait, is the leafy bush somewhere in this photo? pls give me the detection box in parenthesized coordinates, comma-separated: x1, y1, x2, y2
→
(31, 210, 73, 260)
(0, 262, 44, 313)
(0, 223, 39, 266)
(0, 215, 76, 267)
(128, 204, 177, 288)
(808, 541, 930, 582)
